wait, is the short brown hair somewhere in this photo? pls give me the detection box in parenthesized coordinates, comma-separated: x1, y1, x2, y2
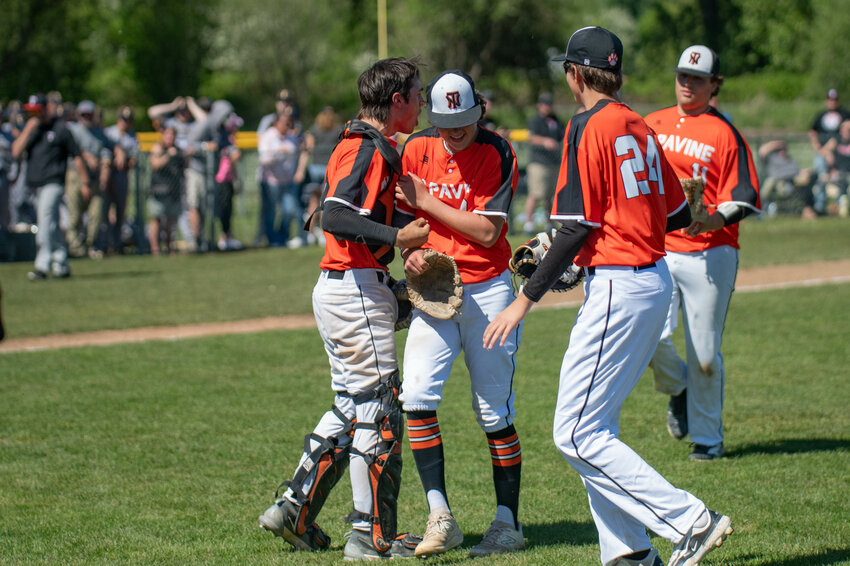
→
(357, 57, 420, 124)
(567, 62, 622, 98)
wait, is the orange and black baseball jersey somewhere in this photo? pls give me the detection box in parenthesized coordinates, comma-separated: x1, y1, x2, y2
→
(319, 127, 398, 271)
(551, 100, 687, 267)
(645, 106, 760, 252)
(401, 127, 518, 284)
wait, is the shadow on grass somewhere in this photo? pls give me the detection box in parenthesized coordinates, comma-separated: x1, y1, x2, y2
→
(728, 438, 850, 458)
(734, 548, 850, 565)
(462, 518, 598, 550)
(72, 270, 159, 280)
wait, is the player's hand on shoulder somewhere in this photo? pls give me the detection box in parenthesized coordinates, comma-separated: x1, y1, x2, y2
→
(403, 248, 430, 276)
(396, 217, 429, 249)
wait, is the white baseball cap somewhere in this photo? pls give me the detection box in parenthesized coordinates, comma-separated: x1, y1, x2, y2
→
(674, 45, 720, 78)
(426, 70, 482, 129)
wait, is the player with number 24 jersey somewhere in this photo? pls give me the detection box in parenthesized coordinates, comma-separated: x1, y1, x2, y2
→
(551, 100, 687, 267)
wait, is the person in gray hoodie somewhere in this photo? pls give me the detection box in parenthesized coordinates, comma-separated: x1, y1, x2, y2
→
(184, 99, 233, 251)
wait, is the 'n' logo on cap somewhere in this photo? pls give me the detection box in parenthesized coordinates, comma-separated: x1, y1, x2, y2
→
(689, 52, 701, 65)
(446, 91, 461, 110)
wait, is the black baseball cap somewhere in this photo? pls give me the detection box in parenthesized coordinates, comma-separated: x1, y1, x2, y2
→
(552, 26, 623, 75)
(118, 105, 134, 121)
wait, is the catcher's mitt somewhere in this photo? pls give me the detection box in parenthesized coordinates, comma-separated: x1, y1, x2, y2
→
(406, 249, 463, 319)
(509, 230, 584, 292)
(389, 277, 413, 331)
(680, 177, 709, 224)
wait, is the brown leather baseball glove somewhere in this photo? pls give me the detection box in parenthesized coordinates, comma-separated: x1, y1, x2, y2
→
(406, 249, 463, 319)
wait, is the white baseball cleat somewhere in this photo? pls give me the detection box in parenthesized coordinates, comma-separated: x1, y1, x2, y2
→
(414, 509, 463, 557)
(668, 510, 733, 566)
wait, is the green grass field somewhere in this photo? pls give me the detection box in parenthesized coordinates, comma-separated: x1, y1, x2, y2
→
(2, 215, 850, 339)
(1, 216, 849, 564)
(1, 283, 848, 565)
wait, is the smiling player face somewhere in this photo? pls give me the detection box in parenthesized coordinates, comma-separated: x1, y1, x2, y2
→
(437, 123, 478, 153)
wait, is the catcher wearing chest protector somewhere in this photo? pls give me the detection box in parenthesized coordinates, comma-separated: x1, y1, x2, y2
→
(393, 69, 526, 559)
(258, 58, 429, 562)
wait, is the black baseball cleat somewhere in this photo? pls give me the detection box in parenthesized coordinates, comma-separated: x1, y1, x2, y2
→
(27, 270, 48, 281)
(666, 389, 688, 440)
(258, 499, 330, 551)
(689, 442, 725, 461)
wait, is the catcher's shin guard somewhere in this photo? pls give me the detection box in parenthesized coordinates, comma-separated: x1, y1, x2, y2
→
(280, 404, 354, 537)
(346, 371, 405, 553)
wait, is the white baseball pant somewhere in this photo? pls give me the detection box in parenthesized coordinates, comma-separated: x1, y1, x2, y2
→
(310, 268, 397, 526)
(652, 246, 738, 447)
(400, 270, 521, 432)
(552, 261, 707, 564)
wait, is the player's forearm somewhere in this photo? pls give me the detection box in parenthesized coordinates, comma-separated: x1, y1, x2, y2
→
(418, 195, 502, 247)
(322, 202, 398, 246)
(522, 221, 591, 302)
(666, 204, 692, 232)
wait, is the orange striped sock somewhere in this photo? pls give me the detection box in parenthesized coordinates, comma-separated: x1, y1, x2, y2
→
(407, 411, 447, 501)
(487, 425, 521, 525)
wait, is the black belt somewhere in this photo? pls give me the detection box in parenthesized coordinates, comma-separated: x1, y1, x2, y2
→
(585, 262, 656, 276)
(327, 269, 385, 283)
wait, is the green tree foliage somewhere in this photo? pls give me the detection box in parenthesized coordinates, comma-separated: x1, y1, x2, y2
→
(0, 0, 842, 131)
(0, 0, 95, 101)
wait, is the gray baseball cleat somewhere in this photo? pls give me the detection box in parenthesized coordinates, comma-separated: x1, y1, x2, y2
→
(468, 520, 525, 557)
(667, 389, 688, 440)
(258, 499, 330, 551)
(668, 510, 733, 566)
(343, 529, 421, 561)
(688, 442, 725, 461)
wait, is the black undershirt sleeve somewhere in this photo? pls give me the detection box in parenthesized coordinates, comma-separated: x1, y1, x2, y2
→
(522, 220, 592, 303)
(322, 200, 399, 247)
(666, 205, 692, 232)
(719, 207, 746, 225)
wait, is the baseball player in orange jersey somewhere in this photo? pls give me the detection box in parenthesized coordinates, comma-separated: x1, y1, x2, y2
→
(393, 70, 524, 558)
(646, 45, 760, 462)
(259, 57, 430, 561)
(484, 27, 733, 566)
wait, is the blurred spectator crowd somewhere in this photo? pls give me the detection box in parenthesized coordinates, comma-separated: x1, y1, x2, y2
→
(1, 86, 848, 276)
(0, 88, 344, 273)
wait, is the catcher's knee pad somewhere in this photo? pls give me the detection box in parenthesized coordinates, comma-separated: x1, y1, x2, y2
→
(280, 404, 353, 535)
(346, 371, 404, 553)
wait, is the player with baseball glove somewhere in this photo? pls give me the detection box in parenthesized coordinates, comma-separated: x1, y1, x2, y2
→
(646, 45, 760, 462)
(509, 229, 584, 292)
(394, 70, 525, 558)
(484, 28, 732, 566)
